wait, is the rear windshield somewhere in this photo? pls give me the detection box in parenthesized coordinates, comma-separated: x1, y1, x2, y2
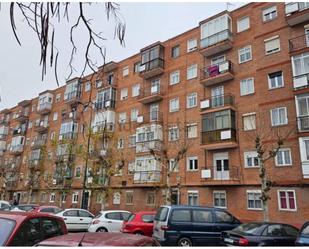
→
(154, 207, 169, 222)
(0, 218, 16, 246)
(301, 224, 309, 237)
(127, 214, 135, 222)
(233, 223, 263, 235)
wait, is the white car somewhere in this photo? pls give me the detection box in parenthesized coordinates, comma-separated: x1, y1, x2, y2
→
(56, 208, 95, 231)
(88, 210, 131, 233)
(0, 200, 10, 210)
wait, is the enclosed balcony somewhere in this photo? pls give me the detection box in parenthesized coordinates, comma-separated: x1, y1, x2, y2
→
(0, 126, 8, 140)
(59, 132, 77, 141)
(9, 144, 24, 155)
(200, 94, 235, 112)
(28, 158, 41, 169)
(12, 127, 26, 136)
(5, 160, 21, 172)
(137, 84, 165, 104)
(201, 166, 240, 185)
(297, 115, 309, 132)
(34, 120, 49, 133)
(139, 44, 164, 79)
(136, 140, 163, 154)
(285, 2, 309, 26)
(95, 87, 116, 110)
(37, 102, 52, 115)
(200, 61, 234, 86)
(136, 111, 163, 125)
(64, 78, 81, 105)
(133, 170, 161, 184)
(14, 110, 29, 123)
(31, 137, 47, 149)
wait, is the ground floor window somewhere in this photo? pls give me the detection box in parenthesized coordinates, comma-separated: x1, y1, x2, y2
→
(72, 192, 79, 204)
(187, 190, 199, 206)
(125, 191, 134, 205)
(247, 190, 262, 210)
(278, 190, 297, 211)
(146, 192, 155, 206)
(213, 191, 226, 208)
(171, 189, 179, 205)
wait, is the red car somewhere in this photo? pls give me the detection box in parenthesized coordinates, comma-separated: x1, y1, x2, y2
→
(36, 232, 160, 246)
(32, 205, 63, 214)
(121, 211, 156, 237)
(0, 211, 67, 246)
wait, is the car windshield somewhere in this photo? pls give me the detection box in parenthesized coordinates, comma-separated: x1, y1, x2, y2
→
(0, 218, 16, 246)
(233, 223, 263, 235)
(126, 214, 135, 222)
(154, 207, 169, 222)
(301, 224, 309, 237)
(19, 205, 36, 211)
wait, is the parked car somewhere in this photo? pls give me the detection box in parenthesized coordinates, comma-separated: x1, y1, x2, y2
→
(153, 205, 241, 246)
(55, 208, 94, 232)
(88, 210, 131, 232)
(32, 206, 63, 214)
(0, 200, 10, 210)
(121, 211, 156, 237)
(36, 232, 160, 246)
(295, 221, 309, 246)
(10, 204, 39, 212)
(221, 222, 299, 246)
(0, 211, 67, 246)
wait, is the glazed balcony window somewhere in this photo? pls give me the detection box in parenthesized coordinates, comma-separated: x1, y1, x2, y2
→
(95, 87, 116, 109)
(285, 2, 309, 15)
(140, 45, 164, 72)
(292, 52, 309, 89)
(64, 80, 81, 101)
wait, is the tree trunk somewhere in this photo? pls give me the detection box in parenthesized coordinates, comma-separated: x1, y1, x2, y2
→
(165, 172, 171, 205)
(259, 160, 269, 222)
(27, 188, 33, 204)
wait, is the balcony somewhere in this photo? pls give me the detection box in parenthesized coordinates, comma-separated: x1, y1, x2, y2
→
(200, 95, 235, 112)
(201, 128, 237, 150)
(0, 133, 7, 140)
(293, 73, 309, 90)
(285, 2, 309, 26)
(139, 58, 164, 79)
(137, 85, 165, 104)
(28, 159, 41, 169)
(9, 144, 24, 155)
(55, 154, 75, 163)
(94, 99, 116, 110)
(0, 118, 9, 126)
(200, 61, 234, 86)
(136, 140, 163, 154)
(34, 121, 49, 133)
(5, 177, 18, 190)
(59, 132, 77, 141)
(4, 160, 21, 172)
(64, 90, 81, 106)
(136, 112, 163, 125)
(133, 170, 161, 184)
(37, 102, 52, 115)
(200, 30, 233, 57)
(14, 112, 29, 123)
(201, 166, 241, 185)
(92, 122, 115, 134)
(297, 116, 309, 132)
(31, 138, 47, 149)
(12, 128, 26, 136)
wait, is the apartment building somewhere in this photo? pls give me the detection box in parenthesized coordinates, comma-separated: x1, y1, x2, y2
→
(0, 2, 309, 225)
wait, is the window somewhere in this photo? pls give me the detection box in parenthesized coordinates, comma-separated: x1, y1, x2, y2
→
(134, 62, 141, 73)
(169, 127, 179, 141)
(118, 138, 124, 149)
(244, 151, 259, 168)
(278, 190, 296, 211)
(53, 112, 58, 121)
(125, 191, 133, 205)
(131, 108, 138, 122)
(113, 192, 121, 205)
(240, 78, 254, 96)
(215, 210, 234, 223)
(187, 123, 197, 138)
(271, 107, 288, 126)
(170, 70, 180, 85)
(213, 191, 226, 208)
(188, 191, 199, 206)
(28, 121, 32, 129)
(237, 16, 250, 32)
(247, 190, 262, 210)
(146, 192, 155, 206)
(275, 148, 292, 166)
(75, 166, 81, 177)
(120, 88, 128, 100)
(123, 66, 129, 77)
(187, 64, 198, 80)
(238, 45, 252, 63)
(243, 113, 256, 131)
(265, 36, 280, 55)
(56, 93, 61, 102)
(72, 192, 79, 203)
(171, 189, 180, 205)
(85, 81, 91, 92)
(41, 218, 64, 240)
(41, 193, 46, 202)
(132, 84, 140, 97)
(263, 6, 277, 22)
(50, 131, 55, 140)
(119, 112, 126, 124)
(128, 161, 135, 174)
(268, 71, 284, 89)
(187, 38, 197, 52)
(95, 80, 102, 88)
(187, 92, 197, 108)
(169, 158, 179, 172)
(63, 210, 78, 216)
(187, 156, 198, 171)
(129, 135, 136, 147)
(193, 210, 213, 223)
(169, 98, 179, 112)
(10, 218, 41, 246)
(292, 52, 309, 79)
(171, 45, 180, 58)
(202, 109, 235, 132)
(61, 193, 67, 203)
(49, 193, 55, 203)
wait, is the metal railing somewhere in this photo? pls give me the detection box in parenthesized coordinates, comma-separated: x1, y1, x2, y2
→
(59, 132, 78, 140)
(200, 29, 233, 49)
(137, 111, 163, 124)
(289, 34, 309, 52)
(201, 128, 236, 145)
(94, 99, 116, 109)
(133, 170, 161, 183)
(298, 116, 309, 131)
(201, 94, 235, 109)
(203, 166, 240, 181)
(64, 90, 81, 102)
(138, 84, 165, 100)
(37, 102, 52, 112)
(200, 60, 233, 81)
(32, 138, 47, 147)
(140, 58, 164, 72)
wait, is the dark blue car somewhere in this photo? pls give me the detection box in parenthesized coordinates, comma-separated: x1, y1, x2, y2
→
(153, 205, 241, 246)
(296, 221, 309, 246)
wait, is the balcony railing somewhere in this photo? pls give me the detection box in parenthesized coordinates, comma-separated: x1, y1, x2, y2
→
(293, 73, 309, 89)
(10, 144, 24, 154)
(32, 138, 47, 148)
(136, 111, 163, 124)
(289, 34, 309, 52)
(59, 132, 77, 140)
(200, 29, 233, 49)
(136, 140, 162, 153)
(297, 116, 309, 131)
(37, 102, 52, 114)
(92, 122, 115, 133)
(200, 60, 233, 83)
(201, 166, 240, 182)
(137, 85, 165, 104)
(64, 90, 81, 103)
(14, 111, 29, 122)
(201, 128, 236, 145)
(140, 58, 164, 72)
(94, 99, 116, 110)
(133, 170, 161, 183)
(286, 2, 309, 15)
(34, 121, 49, 132)
(13, 128, 26, 136)
(285, 2, 309, 26)
(200, 94, 235, 110)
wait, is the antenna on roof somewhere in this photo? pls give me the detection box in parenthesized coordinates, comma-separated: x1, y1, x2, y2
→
(226, 2, 235, 11)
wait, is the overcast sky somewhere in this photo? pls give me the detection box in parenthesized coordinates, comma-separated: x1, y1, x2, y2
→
(0, 2, 244, 109)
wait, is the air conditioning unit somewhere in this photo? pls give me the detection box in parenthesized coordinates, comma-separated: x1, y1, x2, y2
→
(140, 64, 146, 72)
(52, 179, 57, 185)
(87, 177, 93, 184)
(201, 169, 211, 179)
(137, 116, 144, 123)
(200, 100, 210, 109)
(69, 112, 74, 118)
(105, 100, 111, 107)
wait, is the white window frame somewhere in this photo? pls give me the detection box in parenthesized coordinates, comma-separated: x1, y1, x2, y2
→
(244, 151, 260, 168)
(123, 66, 129, 77)
(243, 113, 256, 131)
(238, 45, 252, 64)
(187, 190, 199, 205)
(169, 158, 179, 172)
(49, 192, 55, 203)
(275, 148, 292, 166)
(263, 5, 277, 22)
(270, 107, 288, 126)
(237, 16, 250, 33)
(268, 71, 284, 89)
(53, 112, 58, 121)
(169, 98, 180, 112)
(72, 192, 79, 204)
(132, 84, 140, 97)
(120, 88, 128, 100)
(277, 190, 297, 211)
(56, 93, 61, 102)
(85, 81, 91, 92)
(187, 38, 197, 52)
(168, 127, 179, 142)
(247, 190, 262, 210)
(264, 36, 281, 55)
(125, 191, 134, 205)
(170, 70, 180, 85)
(118, 112, 126, 124)
(187, 64, 198, 80)
(187, 92, 197, 109)
(131, 108, 139, 122)
(240, 78, 255, 96)
(187, 123, 197, 139)
(213, 190, 227, 208)
(187, 156, 198, 171)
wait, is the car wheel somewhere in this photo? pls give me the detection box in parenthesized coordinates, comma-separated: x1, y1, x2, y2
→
(178, 237, 192, 247)
(96, 227, 108, 232)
